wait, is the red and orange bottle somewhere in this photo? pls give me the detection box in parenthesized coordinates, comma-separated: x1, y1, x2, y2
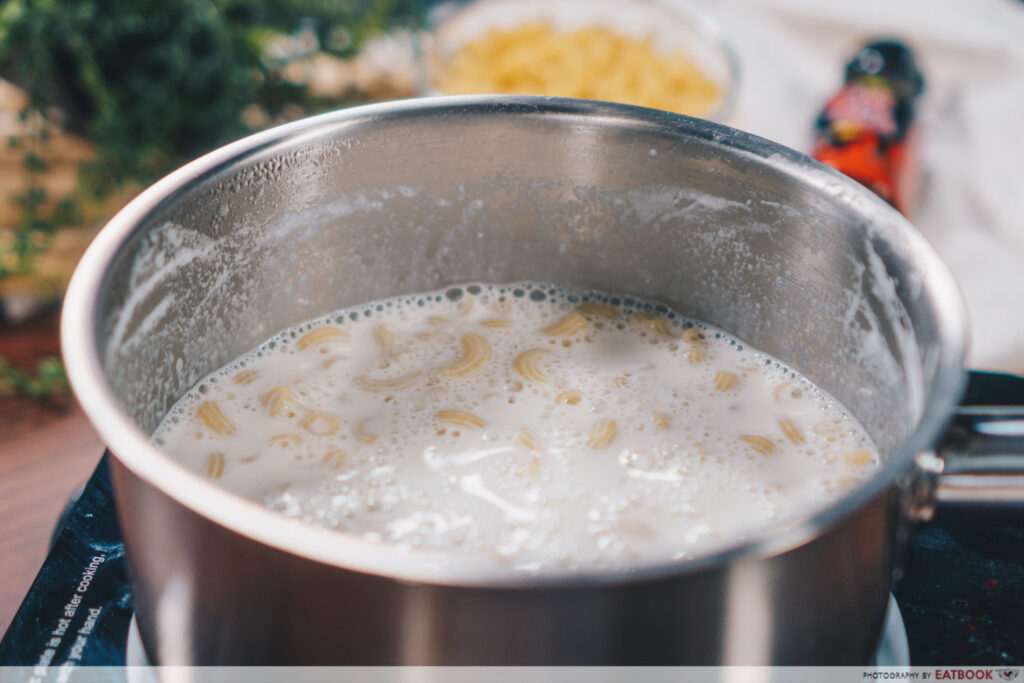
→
(812, 40, 925, 217)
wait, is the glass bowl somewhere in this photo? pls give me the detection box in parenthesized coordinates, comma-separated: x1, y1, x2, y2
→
(422, 0, 739, 122)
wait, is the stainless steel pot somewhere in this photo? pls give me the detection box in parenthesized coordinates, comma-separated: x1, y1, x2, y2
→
(61, 96, 1024, 665)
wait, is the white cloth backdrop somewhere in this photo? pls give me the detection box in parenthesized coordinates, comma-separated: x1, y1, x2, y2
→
(691, 0, 1024, 372)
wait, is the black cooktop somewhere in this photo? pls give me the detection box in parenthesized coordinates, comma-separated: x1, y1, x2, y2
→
(1, 372, 1021, 669)
(893, 372, 1024, 665)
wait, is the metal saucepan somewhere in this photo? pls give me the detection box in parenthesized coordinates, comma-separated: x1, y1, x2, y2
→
(60, 96, 1024, 664)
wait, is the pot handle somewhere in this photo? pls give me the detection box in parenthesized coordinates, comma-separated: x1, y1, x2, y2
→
(933, 371, 1024, 505)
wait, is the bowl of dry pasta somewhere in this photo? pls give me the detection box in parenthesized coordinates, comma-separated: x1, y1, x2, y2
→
(423, 0, 739, 121)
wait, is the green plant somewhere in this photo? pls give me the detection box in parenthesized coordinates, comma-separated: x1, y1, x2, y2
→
(0, 0, 421, 398)
(1, 0, 420, 276)
(0, 355, 67, 398)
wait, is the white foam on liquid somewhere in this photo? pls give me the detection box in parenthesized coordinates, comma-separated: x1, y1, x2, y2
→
(152, 282, 880, 572)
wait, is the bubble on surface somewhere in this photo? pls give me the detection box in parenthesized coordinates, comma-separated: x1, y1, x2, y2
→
(154, 282, 879, 572)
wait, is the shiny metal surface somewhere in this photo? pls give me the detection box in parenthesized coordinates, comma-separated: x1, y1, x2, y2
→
(937, 406, 1024, 504)
(63, 96, 973, 664)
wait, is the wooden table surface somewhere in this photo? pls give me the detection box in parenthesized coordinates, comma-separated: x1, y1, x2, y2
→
(0, 310, 104, 635)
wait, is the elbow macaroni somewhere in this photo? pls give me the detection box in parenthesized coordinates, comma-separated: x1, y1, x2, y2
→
(156, 283, 881, 569)
(436, 23, 720, 117)
(441, 333, 492, 378)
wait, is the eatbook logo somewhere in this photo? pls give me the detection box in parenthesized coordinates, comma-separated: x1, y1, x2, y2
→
(934, 671, 1019, 681)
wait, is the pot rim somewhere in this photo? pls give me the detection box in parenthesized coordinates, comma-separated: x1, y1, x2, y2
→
(61, 95, 968, 588)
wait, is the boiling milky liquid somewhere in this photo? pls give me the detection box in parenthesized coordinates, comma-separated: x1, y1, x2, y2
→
(154, 283, 880, 571)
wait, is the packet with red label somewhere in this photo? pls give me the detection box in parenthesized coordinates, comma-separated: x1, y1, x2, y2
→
(812, 40, 925, 217)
